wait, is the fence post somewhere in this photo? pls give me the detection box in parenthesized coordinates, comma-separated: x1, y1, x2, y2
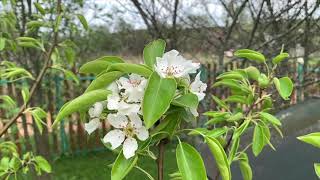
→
(54, 75, 69, 154)
(297, 61, 304, 102)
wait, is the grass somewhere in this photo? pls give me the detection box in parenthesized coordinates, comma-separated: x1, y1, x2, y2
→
(20, 144, 177, 180)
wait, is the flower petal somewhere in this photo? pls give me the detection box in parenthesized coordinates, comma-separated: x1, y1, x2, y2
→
(84, 118, 100, 135)
(88, 102, 104, 118)
(107, 94, 120, 110)
(122, 137, 138, 159)
(135, 126, 149, 141)
(117, 101, 140, 115)
(107, 113, 128, 128)
(190, 72, 207, 101)
(128, 113, 142, 128)
(190, 107, 199, 117)
(103, 129, 125, 149)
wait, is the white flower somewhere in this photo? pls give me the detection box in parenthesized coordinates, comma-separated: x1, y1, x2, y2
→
(117, 74, 147, 102)
(84, 118, 100, 135)
(88, 102, 104, 118)
(190, 72, 207, 101)
(154, 50, 200, 78)
(103, 113, 149, 159)
(190, 108, 199, 117)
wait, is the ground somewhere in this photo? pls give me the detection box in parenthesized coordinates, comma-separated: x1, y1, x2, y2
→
(21, 144, 177, 180)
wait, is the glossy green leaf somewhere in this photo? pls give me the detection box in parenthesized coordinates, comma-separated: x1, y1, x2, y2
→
(314, 163, 320, 178)
(176, 142, 207, 180)
(238, 153, 252, 180)
(55, 14, 62, 32)
(143, 73, 176, 129)
(227, 112, 243, 122)
(79, 56, 124, 74)
(77, 14, 89, 30)
(217, 71, 245, 80)
(206, 127, 228, 138)
(172, 93, 198, 108)
(34, 2, 46, 15)
(205, 137, 231, 180)
(143, 39, 166, 68)
(234, 49, 265, 63)
(85, 71, 123, 92)
(111, 153, 138, 180)
(212, 95, 228, 110)
(34, 156, 51, 173)
(297, 132, 320, 148)
(252, 125, 265, 156)
(234, 120, 250, 138)
(108, 63, 152, 77)
(53, 89, 111, 127)
(259, 112, 281, 126)
(0, 95, 16, 108)
(224, 95, 248, 104)
(0, 37, 6, 51)
(258, 74, 269, 88)
(228, 137, 240, 163)
(273, 77, 293, 100)
(272, 53, 289, 64)
(245, 66, 260, 80)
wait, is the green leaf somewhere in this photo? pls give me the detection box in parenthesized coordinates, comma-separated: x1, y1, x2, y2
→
(111, 153, 138, 180)
(226, 112, 243, 122)
(272, 53, 289, 64)
(153, 111, 182, 139)
(143, 39, 166, 68)
(79, 56, 124, 74)
(314, 163, 320, 178)
(205, 137, 231, 180)
(85, 71, 123, 92)
(273, 77, 293, 100)
(211, 95, 228, 110)
(52, 89, 111, 127)
(108, 63, 152, 77)
(51, 65, 79, 85)
(234, 49, 266, 63)
(233, 120, 250, 138)
(238, 153, 252, 180)
(176, 142, 207, 180)
(34, 156, 51, 173)
(0, 95, 16, 108)
(77, 14, 89, 30)
(143, 73, 176, 129)
(206, 127, 228, 138)
(34, 2, 46, 15)
(216, 71, 245, 80)
(21, 86, 30, 105)
(172, 93, 199, 108)
(0, 37, 6, 51)
(252, 125, 265, 156)
(228, 137, 240, 163)
(55, 14, 62, 32)
(224, 95, 249, 105)
(29, 107, 47, 134)
(297, 132, 320, 148)
(245, 66, 260, 81)
(258, 74, 269, 88)
(64, 47, 76, 64)
(259, 112, 281, 126)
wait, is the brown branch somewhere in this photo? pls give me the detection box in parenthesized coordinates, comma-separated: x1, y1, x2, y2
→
(157, 139, 166, 180)
(0, 0, 62, 137)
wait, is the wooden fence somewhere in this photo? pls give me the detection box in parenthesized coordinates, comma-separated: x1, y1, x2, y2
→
(0, 60, 319, 158)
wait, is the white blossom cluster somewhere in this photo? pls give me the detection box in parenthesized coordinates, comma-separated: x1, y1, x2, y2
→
(154, 50, 207, 116)
(85, 50, 207, 159)
(85, 74, 149, 159)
